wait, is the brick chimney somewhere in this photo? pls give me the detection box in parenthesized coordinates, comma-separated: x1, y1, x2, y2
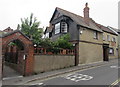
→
(3, 27, 13, 33)
(83, 3, 90, 25)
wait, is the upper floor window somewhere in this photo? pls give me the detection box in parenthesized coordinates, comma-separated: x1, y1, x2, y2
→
(107, 35, 110, 41)
(112, 37, 116, 42)
(103, 34, 105, 41)
(55, 23, 60, 34)
(93, 31, 98, 39)
(61, 22, 68, 33)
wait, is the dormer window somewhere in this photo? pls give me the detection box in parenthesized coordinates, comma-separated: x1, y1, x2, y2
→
(61, 22, 68, 33)
(54, 22, 68, 34)
(55, 22, 60, 34)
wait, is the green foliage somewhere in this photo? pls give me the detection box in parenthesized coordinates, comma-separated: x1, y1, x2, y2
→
(39, 34, 73, 49)
(39, 38, 54, 48)
(8, 42, 16, 46)
(55, 34, 73, 49)
(20, 13, 43, 45)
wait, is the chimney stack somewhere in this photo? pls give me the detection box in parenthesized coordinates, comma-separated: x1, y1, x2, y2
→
(84, 3, 89, 25)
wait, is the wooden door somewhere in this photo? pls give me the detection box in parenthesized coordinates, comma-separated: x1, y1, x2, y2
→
(103, 45, 109, 61)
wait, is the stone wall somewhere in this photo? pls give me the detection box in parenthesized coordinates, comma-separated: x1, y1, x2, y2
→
(79, 42, 103, 64)
(34, 55, 75, 74)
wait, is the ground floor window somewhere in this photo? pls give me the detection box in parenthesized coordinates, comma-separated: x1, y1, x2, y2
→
(109, 48, 114, 55)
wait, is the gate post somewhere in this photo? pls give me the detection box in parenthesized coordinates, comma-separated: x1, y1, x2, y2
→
(24, 44, 34, 76)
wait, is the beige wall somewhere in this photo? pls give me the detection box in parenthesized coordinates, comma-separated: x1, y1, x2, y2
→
(103, 32, 118, 59)
(79, 27, 103, 64)
(80, 27, 103, 44)
(79, 42, 103, 64)
(34, 55, 75, 74)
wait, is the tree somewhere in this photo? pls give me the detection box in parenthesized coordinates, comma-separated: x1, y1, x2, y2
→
(20, 13, 43, 45)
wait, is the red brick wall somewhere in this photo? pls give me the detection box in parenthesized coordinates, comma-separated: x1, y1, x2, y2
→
(2, 31, 34, 76)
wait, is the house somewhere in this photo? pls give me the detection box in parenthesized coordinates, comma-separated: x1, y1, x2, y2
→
(44, 3, 119, 65)
(45, 3, 103, 65)
(95, 24, 118, 60)
(107, 26, 120, 58)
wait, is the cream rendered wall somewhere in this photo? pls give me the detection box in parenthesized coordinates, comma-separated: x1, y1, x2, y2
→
(79, 27, 103, 64)
(79, 42, 103, 64)
(103, 32, 118, 59)
(79, 28, 103, 44)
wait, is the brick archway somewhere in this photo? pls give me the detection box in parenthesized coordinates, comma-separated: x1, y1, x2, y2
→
(2, 30, 34, 76)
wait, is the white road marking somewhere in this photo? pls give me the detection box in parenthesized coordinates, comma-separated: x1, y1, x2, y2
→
(3, 76, 23, 80)
(31, 83, 44, 85)
(110, 66, 120, 69)
(63, 73, 93, 82)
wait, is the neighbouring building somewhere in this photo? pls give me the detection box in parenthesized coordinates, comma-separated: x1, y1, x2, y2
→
(108, 26, 120, 58)
(1, 28, 34, 76)
(44, 3, 119, 65)
(118, 30, 120, 58)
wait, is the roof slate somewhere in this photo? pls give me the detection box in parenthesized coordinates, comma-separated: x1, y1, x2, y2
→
(56, 7, 103, 32)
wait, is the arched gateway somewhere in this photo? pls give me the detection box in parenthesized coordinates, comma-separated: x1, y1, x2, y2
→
(1, 30, 34, 76)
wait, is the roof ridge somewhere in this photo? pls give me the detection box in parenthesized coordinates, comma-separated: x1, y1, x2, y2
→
(56, 7, 83, 18)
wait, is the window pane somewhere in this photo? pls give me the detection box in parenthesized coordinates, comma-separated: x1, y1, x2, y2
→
(93, 31, 98, 39)
(55, 23, 60, 34)
(61, 22, 67, 33)
(107, 35, 110, 41)
(109, 48, 114, 54)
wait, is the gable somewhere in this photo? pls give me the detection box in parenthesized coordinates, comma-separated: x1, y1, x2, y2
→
(50, 8, 62, 23)
(2, 30, 33, 45)
(50, 7, 102, 33)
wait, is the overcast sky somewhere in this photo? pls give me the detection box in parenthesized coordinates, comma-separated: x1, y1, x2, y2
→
(0, 0, 119, 30)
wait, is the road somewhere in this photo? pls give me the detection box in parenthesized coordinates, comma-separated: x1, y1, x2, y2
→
(25, 59, 119, 86)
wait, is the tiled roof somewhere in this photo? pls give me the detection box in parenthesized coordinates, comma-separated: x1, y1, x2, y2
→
(56, 7, 103, 32)
(1, 30, 31, 40)
(94, 22, 117, 35)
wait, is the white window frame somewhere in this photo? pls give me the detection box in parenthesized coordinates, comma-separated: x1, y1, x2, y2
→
(55, 23, 60, 34)
(112, 37, 116, 42)
(107, 35, 110, 41)
(103, 34, 105, 41)
(61, 22, 68, 33)
(93, 31, 98, 39)
(109, 48, 114, 54)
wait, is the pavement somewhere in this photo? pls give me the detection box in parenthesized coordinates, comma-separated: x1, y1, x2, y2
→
(2, 58, 118, 85)
(3, 65, 22, 78)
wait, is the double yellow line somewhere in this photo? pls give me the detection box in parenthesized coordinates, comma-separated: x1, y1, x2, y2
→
(109, 78, 120, 87)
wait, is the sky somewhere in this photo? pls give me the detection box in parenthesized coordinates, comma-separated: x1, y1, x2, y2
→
(0, 0, 119, 30)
